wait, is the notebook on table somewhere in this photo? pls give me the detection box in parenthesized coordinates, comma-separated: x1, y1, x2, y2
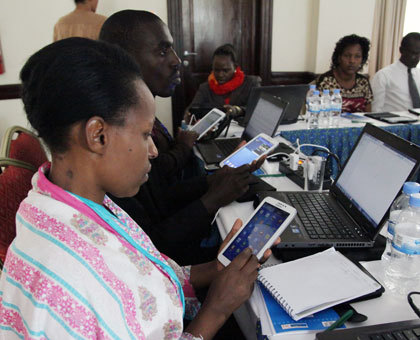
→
(258, 123, 420, 249)
(257, 282, 344, 335)
(242, 84, 309, 126)
(257, 248, 381, 321)
(195, 92, 289, 165)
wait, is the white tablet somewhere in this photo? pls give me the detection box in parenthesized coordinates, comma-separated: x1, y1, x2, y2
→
(217, 196, 297, 266)
(219, 133, 278, 168)
(189, 108, 226, 140)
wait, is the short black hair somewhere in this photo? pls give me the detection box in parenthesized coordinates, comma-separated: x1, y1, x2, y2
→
(99, 10, 162, 56)
(20, 37, 142, 154)
(74, 0, 86, 3)
(331, 34, 370, 70)
(212, 44, 237, 65)
(401, 32, 420, 49)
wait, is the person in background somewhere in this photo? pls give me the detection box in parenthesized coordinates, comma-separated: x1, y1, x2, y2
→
(316, 34, 373, 113)
(0, 37, 273, 339)
(53, 0, 107, 41)
(185, 43, 261, 121)
(372, 32, 420, 112)
(100, 10, 262, 265)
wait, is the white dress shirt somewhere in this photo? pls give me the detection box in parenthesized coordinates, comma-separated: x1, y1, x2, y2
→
(371, 60, 420, 112)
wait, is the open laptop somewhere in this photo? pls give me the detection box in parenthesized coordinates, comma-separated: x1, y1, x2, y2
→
(258, 124, 420, 249)
(242, 84, 309, 126)
(195, 92, 289, 165)
(316, 319, 420, 340)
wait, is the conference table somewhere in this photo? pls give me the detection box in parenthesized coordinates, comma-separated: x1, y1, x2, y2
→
(212, 113, 420, 339)
(275, 112, 420, 178)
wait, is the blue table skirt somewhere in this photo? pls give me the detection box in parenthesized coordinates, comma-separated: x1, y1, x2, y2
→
(280, 124, 420, 179)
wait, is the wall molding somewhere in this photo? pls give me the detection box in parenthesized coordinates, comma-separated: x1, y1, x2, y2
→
(270, 71, 317, 85)
(0, 84, 21, 100)
(0, 73, 317, 103)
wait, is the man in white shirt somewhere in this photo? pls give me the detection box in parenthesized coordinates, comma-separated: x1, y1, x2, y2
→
(372, 32, 420, 112)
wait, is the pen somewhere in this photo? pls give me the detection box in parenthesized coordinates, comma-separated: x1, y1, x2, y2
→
(325, 309, 354, 331)
(257, 173, 286, 178)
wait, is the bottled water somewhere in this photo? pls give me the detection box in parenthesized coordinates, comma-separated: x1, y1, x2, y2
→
(319, 90, 331, 128)
(329, 89, 342, 127)
(385, 193, 420, 295)
(381, 182, 420, 262)
(305, 84, 316, 121)
(307, 90, 321, 129)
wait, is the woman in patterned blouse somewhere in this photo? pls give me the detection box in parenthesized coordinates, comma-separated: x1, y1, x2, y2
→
(0, 37, 270, 339)
(316, 34, 373, 113)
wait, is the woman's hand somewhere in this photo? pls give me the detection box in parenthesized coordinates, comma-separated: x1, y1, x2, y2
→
(186, 246, 258, 339)
(186, 219, 281, 338)
(217, 218, 281, 271)
(223, 104, 242, 117)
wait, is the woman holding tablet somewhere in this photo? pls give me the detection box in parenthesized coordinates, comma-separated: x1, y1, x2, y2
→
(0, 37, 280, 339)
(185, 44, 261, 121)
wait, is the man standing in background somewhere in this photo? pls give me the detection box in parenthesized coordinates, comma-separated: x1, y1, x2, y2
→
(53, 0, 107, 41)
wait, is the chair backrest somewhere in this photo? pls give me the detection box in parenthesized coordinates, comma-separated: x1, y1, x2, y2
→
(1, 126, 48, 169)
(0, 157, 36, 263)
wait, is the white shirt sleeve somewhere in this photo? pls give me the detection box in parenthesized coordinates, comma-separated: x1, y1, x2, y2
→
(371, 71, 387, 112)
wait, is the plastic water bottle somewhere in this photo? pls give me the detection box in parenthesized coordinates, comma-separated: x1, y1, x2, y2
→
(381, 182, 420, 262)
(385, 193, 420, 295)
(305, 84, 316, 121)
(319, 90, 331, 128)
(307, 90, 321, 129)
(329, 89, 342, 127)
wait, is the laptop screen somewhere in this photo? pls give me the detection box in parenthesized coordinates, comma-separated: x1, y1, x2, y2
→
(243, 92, 287, 141)
(335, 132, 417, 228)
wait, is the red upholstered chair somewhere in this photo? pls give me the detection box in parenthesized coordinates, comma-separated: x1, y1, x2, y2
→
(1, 126, 48, 169)
(0, 157, 36, 264)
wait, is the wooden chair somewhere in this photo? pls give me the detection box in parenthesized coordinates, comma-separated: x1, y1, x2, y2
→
(0, 157, 37, 265)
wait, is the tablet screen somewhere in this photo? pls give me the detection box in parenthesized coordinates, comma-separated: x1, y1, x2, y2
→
(191, 110, 223, 136)
(221, 135, 274, 168)
(222, 202, 290, 261)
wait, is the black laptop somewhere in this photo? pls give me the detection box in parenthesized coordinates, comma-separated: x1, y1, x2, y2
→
(242, 84, 309, 126)
(316, 319, 420, 340)
(195, 92, 289, 165)
(259, 124, 420, 249)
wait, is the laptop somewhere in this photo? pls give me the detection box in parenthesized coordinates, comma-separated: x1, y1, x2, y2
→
(315, 319, 420, 340)
(195, 92, 289, 165)
(258, 124, 420, 249)
(242, 84, 309, 126)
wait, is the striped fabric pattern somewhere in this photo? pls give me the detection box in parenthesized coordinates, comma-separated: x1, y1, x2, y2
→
(0, 164, 201, 339)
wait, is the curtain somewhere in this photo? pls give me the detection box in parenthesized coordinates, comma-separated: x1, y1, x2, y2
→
(368, 0, 407, 79)
(0, 37, 4, 74)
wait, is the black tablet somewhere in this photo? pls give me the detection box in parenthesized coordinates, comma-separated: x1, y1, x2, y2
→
(365, 112, 418, 124)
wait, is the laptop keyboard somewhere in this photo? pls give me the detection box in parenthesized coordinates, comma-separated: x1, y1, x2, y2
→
(315, 319, 420, 340)
(214, 138, 240, 156)
(364, 328, 420, 340)
(287, 193, 356, 240)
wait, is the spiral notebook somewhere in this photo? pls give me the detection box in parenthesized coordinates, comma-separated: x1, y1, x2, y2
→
(257, 248, 381, 321)
(257, 282, 344, 334)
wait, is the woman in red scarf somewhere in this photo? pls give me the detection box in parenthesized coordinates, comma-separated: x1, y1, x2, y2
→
(186, 44, 261, 120)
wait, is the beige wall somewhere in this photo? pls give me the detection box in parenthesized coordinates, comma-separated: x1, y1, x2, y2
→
(0, 0, 171, 141)
(272, 0, 376, 73)
(0, 0, 376, 141)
